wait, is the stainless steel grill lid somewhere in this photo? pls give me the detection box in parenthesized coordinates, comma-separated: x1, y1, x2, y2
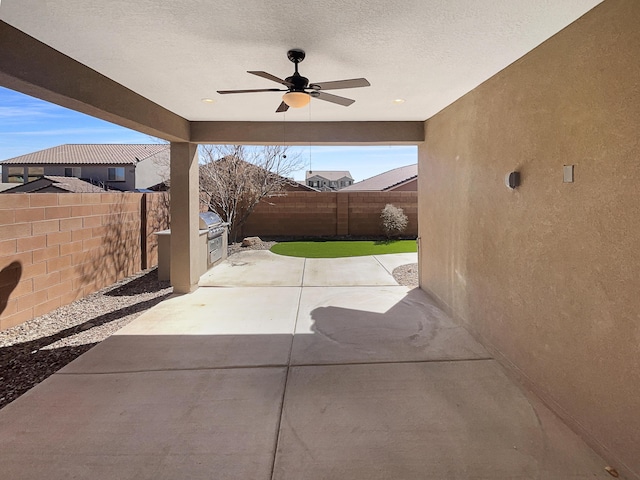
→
(199, 212, 223, 230)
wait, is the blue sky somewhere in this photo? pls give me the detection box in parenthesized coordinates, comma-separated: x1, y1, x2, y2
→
(0, 87, 416, 182)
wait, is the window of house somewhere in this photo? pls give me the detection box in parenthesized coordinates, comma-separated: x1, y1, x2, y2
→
(65, 167, 82, 178)
(7, 166, 24, 183)
(108, 167, 125, 182)
(27, 166, 44, 182)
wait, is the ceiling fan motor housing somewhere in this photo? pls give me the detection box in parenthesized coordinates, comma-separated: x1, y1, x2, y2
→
(285, 74, 309, 91)
(285, 49, 309, 91)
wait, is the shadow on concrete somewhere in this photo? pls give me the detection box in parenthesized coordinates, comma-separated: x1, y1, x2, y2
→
(0, 286, 612, 479)
(292, 288, 490, 365)
(0, 294, 171, 410)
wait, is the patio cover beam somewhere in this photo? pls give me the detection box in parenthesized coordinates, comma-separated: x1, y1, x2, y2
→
(0, 21, 190, 142)
(190, 121, 426, 145)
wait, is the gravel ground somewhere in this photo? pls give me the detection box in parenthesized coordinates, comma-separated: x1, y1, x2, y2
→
(0, 268, 172, 410)
(0, 239, 418, 410)
(392, 263, 419, 288)
(227, 239, 277, 256)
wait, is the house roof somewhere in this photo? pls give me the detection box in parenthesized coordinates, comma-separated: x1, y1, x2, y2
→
(0, 144, 169, 165)
(44, 176, 107, 193)
(341, 164, 417, 191)
(201, 156, 319, 192)
(2, 175, 107, 193)
(305, 171, 353, 181)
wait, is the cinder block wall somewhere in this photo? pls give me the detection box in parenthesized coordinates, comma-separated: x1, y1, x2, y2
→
(0, 192, 169, 331)
(347, 192, 417, 236)
(241, 191, 417, 237)
(142, 192, 170, 268)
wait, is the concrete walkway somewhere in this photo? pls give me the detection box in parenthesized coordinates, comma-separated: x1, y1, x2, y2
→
(0, 251, 611, 479)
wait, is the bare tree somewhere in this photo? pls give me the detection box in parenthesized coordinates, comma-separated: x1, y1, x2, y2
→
(199, 145, 304, 241)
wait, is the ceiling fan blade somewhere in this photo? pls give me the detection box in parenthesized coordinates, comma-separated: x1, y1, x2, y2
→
(217, 88, 285, 94)
(276, 101, 289, 113)
(313, 91, 355, 107)
(310, 78, 370, 90)
(248, 71, 294, 87)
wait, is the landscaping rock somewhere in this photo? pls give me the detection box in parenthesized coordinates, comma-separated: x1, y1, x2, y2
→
(228, 238, 277, 257)
(241, 236, 262, 247)
(0, 268, 172, 410)
(392, 263, 418, 288)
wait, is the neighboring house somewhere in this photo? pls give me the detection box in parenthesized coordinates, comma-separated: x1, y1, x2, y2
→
(1, 175, 108, 193)
(305, 170, 353, 190)
(0, 144, 170, 191)
(283, 181, 318, 192)
(341, 164, 417, 192)
(200, 156, 318, 193)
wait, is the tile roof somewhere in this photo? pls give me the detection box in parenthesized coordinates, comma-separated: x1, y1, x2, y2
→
(1, 175, 108, 193)
(0, 144, 169, 165)
(341, 164, 417, 191)
(42, 176, 108, 193)
(305, 170, 353, 181)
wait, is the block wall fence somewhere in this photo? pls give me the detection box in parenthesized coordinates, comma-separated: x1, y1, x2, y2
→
(0, 192, 169, 331)
(241, 191, 418, 238)
(0, 190, 415, 331)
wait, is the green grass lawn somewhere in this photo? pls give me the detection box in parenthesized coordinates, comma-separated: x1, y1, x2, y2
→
(270, 239, 417, 258)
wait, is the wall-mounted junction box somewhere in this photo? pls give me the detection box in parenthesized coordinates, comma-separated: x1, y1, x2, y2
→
(563, 165, 574, 183)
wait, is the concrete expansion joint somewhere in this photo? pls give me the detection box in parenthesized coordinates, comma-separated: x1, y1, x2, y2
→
(303, 284, 404, 288)
(289, 357, 495, 368)
(55, 364, 289, 376)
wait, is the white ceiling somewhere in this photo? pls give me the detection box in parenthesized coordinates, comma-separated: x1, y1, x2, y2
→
(1, 0, 602, 123)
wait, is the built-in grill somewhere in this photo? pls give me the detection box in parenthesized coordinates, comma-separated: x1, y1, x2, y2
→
(199, 212, 228, 266)
(155, 212, 228, 282)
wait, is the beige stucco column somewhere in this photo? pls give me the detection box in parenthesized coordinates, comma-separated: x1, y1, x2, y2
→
(169, 142, 200, 293)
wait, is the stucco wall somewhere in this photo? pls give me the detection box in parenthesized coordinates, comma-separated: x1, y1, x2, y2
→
(135, 150, 170, 189)
(418, 0, 639, 477)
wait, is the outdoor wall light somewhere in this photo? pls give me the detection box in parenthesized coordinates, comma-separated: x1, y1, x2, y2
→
(505, 171, 521, 189)
(282, 91, 311, 108)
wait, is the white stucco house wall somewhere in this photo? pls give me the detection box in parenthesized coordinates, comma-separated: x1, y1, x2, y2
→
(0, 144, 170, 191)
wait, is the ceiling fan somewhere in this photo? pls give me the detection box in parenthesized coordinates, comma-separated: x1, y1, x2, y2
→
(217, 49, 370, 113)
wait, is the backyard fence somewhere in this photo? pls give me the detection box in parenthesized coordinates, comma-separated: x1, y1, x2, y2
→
(241, 191, 418, 238)
(0, 190, 416, 331)
(0, 192, 169, 331)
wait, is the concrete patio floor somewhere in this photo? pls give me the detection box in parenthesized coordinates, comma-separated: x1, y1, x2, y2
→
(0, 251, 612, 479)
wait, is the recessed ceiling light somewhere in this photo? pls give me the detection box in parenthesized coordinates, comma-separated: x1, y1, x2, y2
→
(393, 98, 405, 104)
(201, 98, 215, 103)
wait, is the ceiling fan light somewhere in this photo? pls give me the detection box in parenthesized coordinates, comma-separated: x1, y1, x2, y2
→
(282, 92, 310, 108)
